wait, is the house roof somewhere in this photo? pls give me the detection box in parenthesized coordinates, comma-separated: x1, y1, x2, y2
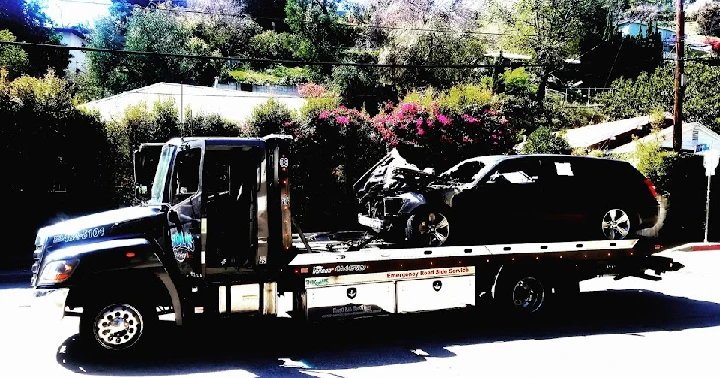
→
(79, 82, 307, 125)
(563, 115, 652, 149)
(54, 27, 86, 39)
(617, 21, 676, 33)
(610, 122, 720, 154)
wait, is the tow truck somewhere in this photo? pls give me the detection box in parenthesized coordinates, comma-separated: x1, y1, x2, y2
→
(30, 135, 684, 354)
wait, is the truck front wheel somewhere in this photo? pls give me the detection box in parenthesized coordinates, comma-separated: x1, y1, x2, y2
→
(80, 296, 157, 354)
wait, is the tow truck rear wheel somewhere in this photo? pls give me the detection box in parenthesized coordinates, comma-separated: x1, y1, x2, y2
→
(80, 296, 157, 356)
(493, 267, 548, 318)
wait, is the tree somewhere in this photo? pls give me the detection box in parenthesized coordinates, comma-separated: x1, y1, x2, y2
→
(331, 50, 397, 112)
(0, 30, 29, 79)
(86, 0, 262, 96)
(495, 0, 606, 104)
(243, 0, 289, 31)
(84, 1, 134, 96)
(0, 70, 116, 265)
(371, 0, 486, 91)
(380, 30, 487, 92)
(186, 0, 262, 58)
(0, 0, 70, 76)
(122, 5, 201, 88)
(110, 0, 187, 7)
(284, 0, 359, 73)
(596, 62, 720, 131)
(697, 2, 720, 37)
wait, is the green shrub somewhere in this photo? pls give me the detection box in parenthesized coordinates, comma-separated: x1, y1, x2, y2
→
(521, 126, 572, 155)
(244, 98, 296, 137)
(619, 132, 677, 195)
(299, 95, 341, 121)
(229, 65, 317, 86)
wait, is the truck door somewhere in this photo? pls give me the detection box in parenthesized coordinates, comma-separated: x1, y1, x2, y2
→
(202, 145, 265, 280)
(168, 142, 203, 277)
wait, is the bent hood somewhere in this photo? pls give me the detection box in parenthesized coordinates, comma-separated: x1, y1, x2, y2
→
(354, 148, 456, 200)
(37, 206, 163, 247)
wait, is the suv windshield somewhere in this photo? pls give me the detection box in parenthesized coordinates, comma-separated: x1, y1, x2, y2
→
(148, 144, 176, 205)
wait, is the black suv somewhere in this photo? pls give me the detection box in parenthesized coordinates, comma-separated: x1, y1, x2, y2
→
(354, 151, 660, 247)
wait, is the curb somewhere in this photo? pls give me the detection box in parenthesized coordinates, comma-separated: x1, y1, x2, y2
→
(661, 242, 720, 253)
(690, 244, 720, 251)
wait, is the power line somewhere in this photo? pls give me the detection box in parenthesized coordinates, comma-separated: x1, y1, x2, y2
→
(0, 40, 548, 69)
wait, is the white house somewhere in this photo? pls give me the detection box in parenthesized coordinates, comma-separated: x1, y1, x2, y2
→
(55, 27, 87, 73)
(617, 21, 713, 57)
(79, 82, 307, 125)
(610, 122, 720, 154)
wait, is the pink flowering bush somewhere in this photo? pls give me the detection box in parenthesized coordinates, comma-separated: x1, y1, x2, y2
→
(298, 82, 327, 98)
(282, 104, 385, 230)
(372, 100, 518, 170)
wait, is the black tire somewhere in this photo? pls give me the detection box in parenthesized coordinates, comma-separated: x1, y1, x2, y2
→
(598, 207, 636, 240)
(405, 208, 451, 247)
(80, 295, 158, 357)
(493, 267, 549, 319)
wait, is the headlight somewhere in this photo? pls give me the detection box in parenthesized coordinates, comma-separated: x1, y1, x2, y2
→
(37, 259, 79, 286)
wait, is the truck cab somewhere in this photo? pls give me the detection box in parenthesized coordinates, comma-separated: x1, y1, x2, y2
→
(31, 135, 295, 353)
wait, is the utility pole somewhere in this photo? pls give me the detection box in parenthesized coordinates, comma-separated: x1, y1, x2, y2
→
(673, 0, 685, 152)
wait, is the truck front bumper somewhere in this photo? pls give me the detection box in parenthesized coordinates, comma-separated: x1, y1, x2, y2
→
(32, 288, 70, 321)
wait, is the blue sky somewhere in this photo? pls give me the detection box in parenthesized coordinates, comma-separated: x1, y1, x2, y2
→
(44, 0, 112, 27)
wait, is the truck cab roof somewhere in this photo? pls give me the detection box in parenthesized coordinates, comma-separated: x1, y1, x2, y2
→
(163, 135, 292, 149)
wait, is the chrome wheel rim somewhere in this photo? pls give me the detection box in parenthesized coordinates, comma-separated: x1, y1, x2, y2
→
(94, 304, 144, 350)
(601, 209, 631, 240)
(512, 277, 545, 313)
(417, 212, 450, 246)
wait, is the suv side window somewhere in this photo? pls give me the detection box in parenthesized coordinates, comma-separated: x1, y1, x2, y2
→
(491, 158, 543, 184)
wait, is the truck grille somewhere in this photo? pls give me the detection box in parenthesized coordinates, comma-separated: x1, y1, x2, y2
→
(31, 237, 45, 284)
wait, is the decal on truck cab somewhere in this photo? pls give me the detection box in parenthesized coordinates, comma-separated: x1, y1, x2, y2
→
(52, 226, 105, 244)
(171, 225, 195, 263)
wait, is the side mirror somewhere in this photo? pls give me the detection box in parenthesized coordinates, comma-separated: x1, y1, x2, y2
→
(133, 143, 164, 194)
(135, 185, 150, 201)
(168, 209, 180, 224)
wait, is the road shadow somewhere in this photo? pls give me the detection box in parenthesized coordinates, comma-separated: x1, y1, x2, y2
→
(55, 289, 720, 377)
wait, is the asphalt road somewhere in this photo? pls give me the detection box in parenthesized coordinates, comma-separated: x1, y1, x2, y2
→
(2, 250, 720, 378)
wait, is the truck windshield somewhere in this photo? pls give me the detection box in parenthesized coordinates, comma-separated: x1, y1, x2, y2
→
(148, 144, 176, 205)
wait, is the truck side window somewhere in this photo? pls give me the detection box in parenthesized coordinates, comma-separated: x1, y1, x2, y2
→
(172, 148, 201, 204)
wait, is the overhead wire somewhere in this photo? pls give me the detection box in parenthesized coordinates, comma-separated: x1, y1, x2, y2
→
(0, 40, 548, 69)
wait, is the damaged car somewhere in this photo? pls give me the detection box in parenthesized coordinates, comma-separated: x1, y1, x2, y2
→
(354, 150, 661, 247)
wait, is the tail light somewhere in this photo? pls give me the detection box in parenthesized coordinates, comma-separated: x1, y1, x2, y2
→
(644, 178, 657, 198)
(279, 154, 292, 250)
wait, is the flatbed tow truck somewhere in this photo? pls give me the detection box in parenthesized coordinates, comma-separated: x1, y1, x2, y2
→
(30, 135, 684, 355)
